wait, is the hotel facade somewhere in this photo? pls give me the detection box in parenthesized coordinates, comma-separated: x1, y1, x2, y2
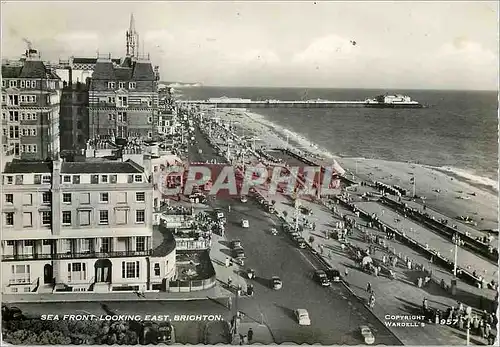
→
(1, 158, 176, 294)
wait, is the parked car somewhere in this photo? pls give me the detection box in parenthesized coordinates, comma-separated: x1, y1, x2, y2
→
(325, 269, 341, 282)
(296, 237, 307, 249)
(294, 309, 311, 326)
(214, 209, 225, 220)
(313, 270, 331, 287)
(2, 305, 24, 321)
(271, 276, 283, 290)
(230, 240, 242, 249)
(241, 219, 249, 228)
(233, 247, 245, 259)
(247, 269, 255, 279)
(142, 321, 175, 345)
(270, 228, 278, 235)
(360, 325, 375, 345)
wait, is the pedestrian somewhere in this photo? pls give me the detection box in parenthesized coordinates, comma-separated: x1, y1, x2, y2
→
(382, 255, 387, 264)
(344, 268, 349, 277)
(374, 267, 379, 277)
(417, 277, 423, 288)
(247, 328, 253, 343)
(228, 277, 233, 288)
(228, 297, 232, 310)
(341, 243, 346, 251)
(225, 257, 230, 267)
(366, 282, 372, 293)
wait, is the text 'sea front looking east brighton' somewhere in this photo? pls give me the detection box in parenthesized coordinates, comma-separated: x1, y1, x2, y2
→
(1, 3, 498, 347)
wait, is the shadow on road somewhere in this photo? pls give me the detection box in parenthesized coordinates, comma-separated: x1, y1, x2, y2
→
(274, 304, 296, 322)
(252, 276, 270, 289)
(218, 240, 231, 248)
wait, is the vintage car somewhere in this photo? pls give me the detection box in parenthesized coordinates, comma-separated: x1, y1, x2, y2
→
(294, 309, 311, 326)
(271, 276, 282, 290)
(360, 325, 375, 345)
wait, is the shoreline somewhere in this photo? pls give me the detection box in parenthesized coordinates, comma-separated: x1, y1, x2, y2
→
(212, 108, 498, 232)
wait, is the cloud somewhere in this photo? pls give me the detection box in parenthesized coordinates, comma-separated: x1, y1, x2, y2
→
(292, 34, 363, 65)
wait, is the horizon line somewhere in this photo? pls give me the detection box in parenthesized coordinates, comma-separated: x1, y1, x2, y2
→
(162, 83, 499, 93)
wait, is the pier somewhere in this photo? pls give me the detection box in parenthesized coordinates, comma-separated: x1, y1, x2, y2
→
(176, 99, 367, 108)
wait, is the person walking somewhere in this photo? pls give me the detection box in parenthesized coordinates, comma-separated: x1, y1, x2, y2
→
(366, 282, 372, 293)
(369, 293, 376, 308)
(247, 328, 254, 343)
(228, 297, 232, 310)
(228, 277, 233, 289)
(344, 268, 349, 277)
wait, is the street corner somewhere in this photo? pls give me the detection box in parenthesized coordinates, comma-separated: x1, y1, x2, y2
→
(204, 319, 231, 344)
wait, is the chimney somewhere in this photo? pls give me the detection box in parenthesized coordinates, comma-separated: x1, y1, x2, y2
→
(51, 157, 63, 235)
(68, 67, 73, 86)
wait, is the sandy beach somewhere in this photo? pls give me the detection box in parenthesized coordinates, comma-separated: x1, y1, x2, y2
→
(212, 108, 498, 233)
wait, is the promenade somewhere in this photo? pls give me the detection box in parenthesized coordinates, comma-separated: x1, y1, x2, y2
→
(255, 186, 493, 345)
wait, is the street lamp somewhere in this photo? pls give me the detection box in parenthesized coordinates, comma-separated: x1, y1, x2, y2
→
(453, 233, 460, 277)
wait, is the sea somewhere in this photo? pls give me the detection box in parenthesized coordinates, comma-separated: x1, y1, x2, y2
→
(173, 86, 499, 191)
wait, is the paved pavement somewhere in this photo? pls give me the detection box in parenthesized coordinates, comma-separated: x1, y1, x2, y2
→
(356, 200, 498, 285)
(190, 120, 401, 345)
(400, 197, 498, 244)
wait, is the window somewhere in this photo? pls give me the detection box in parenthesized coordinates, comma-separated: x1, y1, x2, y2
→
(5, 176, 13, 184)
(101, 175, 108, 183)
(101, 238, 110, 252)
(5, 212, 14, 226)
(135, 210, 145, 223)
(9, 80, 17, 88)
(154, 263, 160, 276)
(34, 175, 41, 184)
(23, 212, 32, 227)
(23, 193, 32, 205)
(117, 96, 128, 107)
(136, 237, 146, 252)
(72, 175, 80, 184)
(43, 239, 51, 246)
(118, 82, 125, 89)
(42, 211, 51, 225)
(31, 81, 36, 88)
(134, 175, 143, 183)
(129, 82, 136, 89)
(32, 145, 37, 153)
(68, 263, 87, 282)
(107, 82, 115, 89)
(15, 175, 23, 185)
(5, 194, 13, 204)
(63, 193, 72, 203)
(42, 175, 51, 184)
(148, 132, 152, 138)
(136, 192, 145, 202)
(80, 193, 90, 204)
(147, 116, 152, 124)
(42, 192, 51, 204)
(116, 209, 127, 224)
(121, 261, 140, 279)
(107, 97, 115, 104)
(91, 175, 99, 184)
(1, 79, 5, 87)
(99, 210, 109, 224)
(100, 193, 109, 203)
(62, 211, 72, 225)
(79, 210, 91, 226)
(63, 176, 71, 183)
(11, 264, 30, 284)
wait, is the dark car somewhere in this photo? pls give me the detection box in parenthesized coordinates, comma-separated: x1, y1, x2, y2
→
(142, 322, 174, 345)
(313, 270, 331, 287)
(230, 240, 242, 249)
(2, 305, 24, 320)
(232, 247, 245, 259)
(296, 237, 307, 249)
(325, 269, 341, 282)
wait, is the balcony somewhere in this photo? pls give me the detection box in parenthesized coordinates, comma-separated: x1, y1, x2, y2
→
(2, 250, 152, 261)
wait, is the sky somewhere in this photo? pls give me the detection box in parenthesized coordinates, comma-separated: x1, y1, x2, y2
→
(1, 1, 499, 90)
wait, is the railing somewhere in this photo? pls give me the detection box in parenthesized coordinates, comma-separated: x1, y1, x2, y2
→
(175, 239, 211, 251)
(3, 250, 152, 261)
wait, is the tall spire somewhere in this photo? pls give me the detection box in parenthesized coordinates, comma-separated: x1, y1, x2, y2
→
(126, 13, 138, 58)
(129, 13, 136, 33)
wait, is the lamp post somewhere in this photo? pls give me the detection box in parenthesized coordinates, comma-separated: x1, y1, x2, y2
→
(453, 233, 460, 277)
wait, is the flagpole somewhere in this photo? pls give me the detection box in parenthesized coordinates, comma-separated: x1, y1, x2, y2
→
(412, 176, 416, 197)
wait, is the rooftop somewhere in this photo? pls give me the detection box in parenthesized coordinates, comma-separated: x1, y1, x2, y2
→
(1, 60, 60, 80)
(3, 159, 145, 174)
(3, 161, 52, 174)
(61, 160, 144, 174)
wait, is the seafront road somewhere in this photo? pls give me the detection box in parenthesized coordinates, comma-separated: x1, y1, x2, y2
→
(188, 123, 401, 344)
